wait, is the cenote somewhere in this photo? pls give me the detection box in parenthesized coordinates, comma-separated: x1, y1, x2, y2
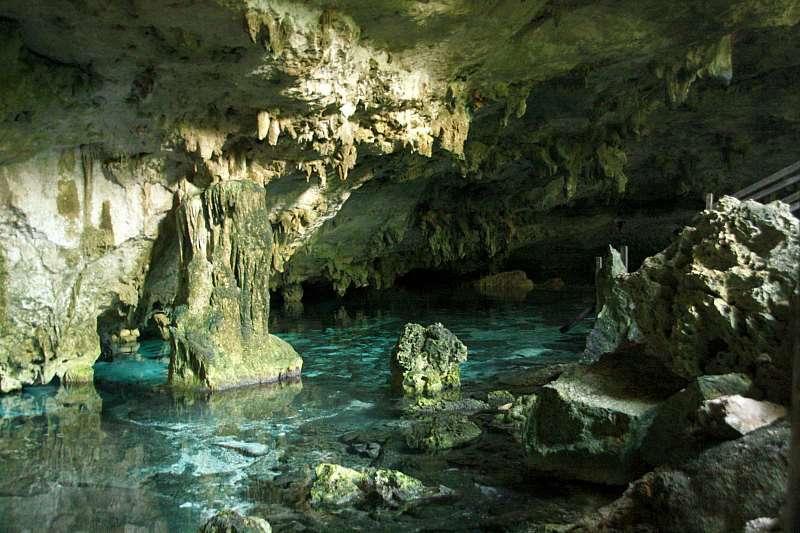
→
(0, 1, 799, 532)
(1, 289, 609, 532)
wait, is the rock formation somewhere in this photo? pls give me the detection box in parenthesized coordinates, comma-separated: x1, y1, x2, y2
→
(1, 1, 799, 390)
(389, 323, 468, 397)
(573, 422, 791, 533)
(588, 197, 799, 403)
(524, 198, 798, 484)
(169, 180, 302, 390)
(309, 463, 451, 509)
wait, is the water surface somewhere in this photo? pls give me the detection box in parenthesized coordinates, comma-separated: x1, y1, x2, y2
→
(0, 289, 608, 532)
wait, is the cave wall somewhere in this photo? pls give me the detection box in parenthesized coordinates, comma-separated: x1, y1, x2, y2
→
(0, 149, 175, 391)
(0, 0, 798, 390)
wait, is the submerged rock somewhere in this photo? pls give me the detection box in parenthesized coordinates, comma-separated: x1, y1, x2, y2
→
(199, 510, 271, 533)
(389, 323, 467, 397)
(473, 270, 534, 299)
(588, 197, 799, 403)
(405, 415, 482, 451)
(309, 463, 451, 509)
(574, 422, 791, 533)
(169, 181, 302, 391)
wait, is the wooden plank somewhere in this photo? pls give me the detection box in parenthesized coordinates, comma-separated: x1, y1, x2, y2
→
(746, 173, 800, 201)
(705, 193, 714, 210)
(790, 201, 799, 213)
(778, 190, 800, 204)
(734, 160, 800, 199)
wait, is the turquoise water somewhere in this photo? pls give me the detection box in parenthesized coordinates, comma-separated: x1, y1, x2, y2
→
(0, 289, 609, 532)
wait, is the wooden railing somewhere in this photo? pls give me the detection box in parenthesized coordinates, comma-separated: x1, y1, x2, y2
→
(732, 159, 800, 214)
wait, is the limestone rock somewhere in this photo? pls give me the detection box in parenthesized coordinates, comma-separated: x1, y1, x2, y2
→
(198, 510, 271, 533)
(697, 394, 787, 440)
(588, 197, 799, 403)
(0, 149, 175, 392)
(574, 422, 791, 533)
(523, 350, 681, 485)
(405, 415, 482, 451)
(640, 373, 756, 467)
(169, 181, 302, 390)
(389, 323, 467, 397)
(309, 463, 369, 507)
(473, 270, 534, 299)
(309, 463, 450, 509)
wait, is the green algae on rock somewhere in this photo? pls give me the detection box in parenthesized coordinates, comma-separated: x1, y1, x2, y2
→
(389, 323, 467, 397)
(310, 463, 452, 509)
(169, 180, 302, 391)
(405, 414, 482, 452)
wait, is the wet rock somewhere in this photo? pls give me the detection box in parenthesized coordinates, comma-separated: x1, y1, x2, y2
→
(389, 323, 467, 397)
(169, 181, 302, 391)
(574, 422, 790, 533)
(405, 415, 482, 451)
(309, 463, 451, 509)
(588, 197, 799, 403)
(402, 396, 490, 415)
(640, 373, 756, 466)
(486, 390, 515, 408)
(214, 440, 271, 458)
(473, 270, 534, 299)
(697, 395, 786, 440)
(199, 510, 271, 533)
(523, 350, 680, 485)
(309, 463, 369, 507)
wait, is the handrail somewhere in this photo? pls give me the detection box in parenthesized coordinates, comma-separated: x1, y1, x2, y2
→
(734, 160, 800, 199)
(730, 159, 800, 215)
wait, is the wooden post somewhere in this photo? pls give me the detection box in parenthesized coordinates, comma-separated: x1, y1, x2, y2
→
(621, 245, 629, 272)
(705, 193, 714, 211)
(595, 256, 603, 311)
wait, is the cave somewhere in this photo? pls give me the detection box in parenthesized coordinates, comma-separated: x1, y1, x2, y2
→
(0, 1, 798, 532)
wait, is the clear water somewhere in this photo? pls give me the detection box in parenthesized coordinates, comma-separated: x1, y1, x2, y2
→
(0, 289, 611, 532)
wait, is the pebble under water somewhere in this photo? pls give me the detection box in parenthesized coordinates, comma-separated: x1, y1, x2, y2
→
(0, 289, 615, 532)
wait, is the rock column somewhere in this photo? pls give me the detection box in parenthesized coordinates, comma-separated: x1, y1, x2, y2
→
(169, 180, 302, 390)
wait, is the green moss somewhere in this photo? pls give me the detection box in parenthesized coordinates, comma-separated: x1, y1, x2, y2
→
(56, 179, 80, 219)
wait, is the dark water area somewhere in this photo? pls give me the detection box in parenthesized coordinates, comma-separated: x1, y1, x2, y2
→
(0, 289, 615, 532)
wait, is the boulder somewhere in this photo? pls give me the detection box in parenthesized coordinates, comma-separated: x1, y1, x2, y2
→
(588, 197, 799, 403)
(405, 415, 482, 451)
(523, 350, 682, 485)
(473, 270, 534, 299)
(697, 394, 786, 440)
(389, 323, 467, 397)
(573, 422, 791, 533)
(640, 373, 756, 466)
(198, 510, 271, 533)
(309, 463, 451, 509)
(168, 181, 302, 390)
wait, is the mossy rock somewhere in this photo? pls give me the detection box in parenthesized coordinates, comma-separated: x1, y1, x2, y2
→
(405, 414, 482, 451)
